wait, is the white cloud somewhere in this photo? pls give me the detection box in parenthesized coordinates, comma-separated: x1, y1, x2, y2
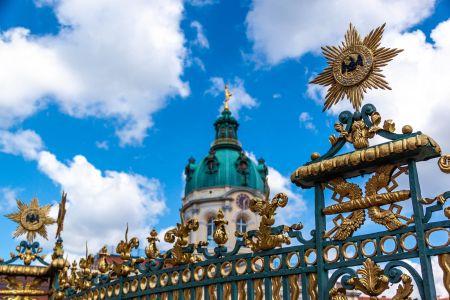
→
(298, 112, 316, 132)
(207, 77, 258, 118)
(0, 0, 188, 145)
(188, 0, 219, 6)
(246, 0, 435, 64)
(37, 151, 167, 256)
(0, 130, 167, 258)
(272, 93, 281, 99)
(0, 187, 21, 212)
(95, 140, 109, 150)
(156, 227, 174, 252)
(0, 129, 44, 160)
(190, 21, 209, 49)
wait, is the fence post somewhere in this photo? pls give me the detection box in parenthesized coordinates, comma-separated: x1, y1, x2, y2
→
(408, 160, 437, 299)
(314, 184, 328, 300)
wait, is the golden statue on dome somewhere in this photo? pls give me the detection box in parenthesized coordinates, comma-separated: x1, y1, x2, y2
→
(224, 84, 232, 110)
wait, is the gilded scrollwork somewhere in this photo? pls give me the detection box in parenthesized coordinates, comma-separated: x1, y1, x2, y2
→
(329, 111, 382, 149)
(438, 154, 450, 174)
(235, 192, 301, 251)
(438, 253, 450, 295)
(11, 242, 45, 266)
(111, 225, 144, 277)
(392, 274, 414, 300)
(163, 213, 207, 266)
(331, 259, 414, 300)
(347, 259, 389, 296)
(324, 165, 413, 240)
(291, 134, 441, 188)
(329, 287, 348, 300)
(0, 276, 48, 299)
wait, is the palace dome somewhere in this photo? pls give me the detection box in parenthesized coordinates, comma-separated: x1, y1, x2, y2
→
(184, 108, 268, 197)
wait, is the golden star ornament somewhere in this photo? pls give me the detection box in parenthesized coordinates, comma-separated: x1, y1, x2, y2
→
(310, 23, 402, 111)
(6, 197, 56, 242)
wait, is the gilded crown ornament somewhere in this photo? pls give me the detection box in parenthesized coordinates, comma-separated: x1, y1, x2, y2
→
(6, 197, 56, 242)
(311, 23, 402, 111)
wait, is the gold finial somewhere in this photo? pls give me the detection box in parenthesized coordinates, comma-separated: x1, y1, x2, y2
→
(55, 191, 67, 239)
(310, 23, 402, 111)
(213, 209, 228, 246)
(224, 85, 232, 111)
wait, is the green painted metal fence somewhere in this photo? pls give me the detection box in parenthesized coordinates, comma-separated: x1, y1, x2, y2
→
(61, 103, 450, 300)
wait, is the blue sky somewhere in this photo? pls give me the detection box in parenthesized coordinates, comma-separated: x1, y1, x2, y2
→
(0, 0, 449, 274)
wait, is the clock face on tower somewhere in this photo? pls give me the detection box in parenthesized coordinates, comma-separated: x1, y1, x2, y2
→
(236, 193, 250, 210)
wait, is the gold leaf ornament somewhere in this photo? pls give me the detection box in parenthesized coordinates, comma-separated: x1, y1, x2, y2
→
(347, 258, 389, 296)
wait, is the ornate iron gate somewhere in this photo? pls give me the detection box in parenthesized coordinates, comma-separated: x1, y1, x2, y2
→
(1, 23, 449, 300)
(54, 103, 450, 299)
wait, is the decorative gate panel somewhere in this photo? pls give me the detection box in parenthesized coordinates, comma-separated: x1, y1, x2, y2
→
(0, 23, 449, 300)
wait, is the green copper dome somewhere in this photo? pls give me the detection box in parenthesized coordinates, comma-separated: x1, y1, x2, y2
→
(184, 109, 268, 196)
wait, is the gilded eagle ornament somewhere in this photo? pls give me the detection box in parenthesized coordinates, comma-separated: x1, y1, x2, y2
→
(310, 23, 402, 111)
(6, 197, 56, 242)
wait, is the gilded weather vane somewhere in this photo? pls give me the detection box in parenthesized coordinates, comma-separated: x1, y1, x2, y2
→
(224, 84, 232, 110)
(6, 197, 56, 242)
(310, 23, 402, 111)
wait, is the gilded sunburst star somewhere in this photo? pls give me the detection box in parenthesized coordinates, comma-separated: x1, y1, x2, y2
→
(310, 23, 403, 111)
(6, 198, 56, 242)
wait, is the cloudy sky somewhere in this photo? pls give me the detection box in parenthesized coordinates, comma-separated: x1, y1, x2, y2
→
(0, 0, 449, 295)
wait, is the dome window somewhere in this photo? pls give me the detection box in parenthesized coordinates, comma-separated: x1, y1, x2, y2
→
(236, 152, 250, 186)
(227, 127, 234, 138)
(236, 152, 249, 173)
(205, 150, 219, 174)
(220, 127, 226, 138)
(239, 161, 248, 172)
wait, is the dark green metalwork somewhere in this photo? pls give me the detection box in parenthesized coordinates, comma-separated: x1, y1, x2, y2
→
(62, 104, 450, 299)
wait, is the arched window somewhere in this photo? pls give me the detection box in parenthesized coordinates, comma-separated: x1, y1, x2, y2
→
(239, 160, 248, 172)
(228, 127, 234, 138)
(206, 217, 215, 244)
(236, 216, 247, 233)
